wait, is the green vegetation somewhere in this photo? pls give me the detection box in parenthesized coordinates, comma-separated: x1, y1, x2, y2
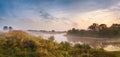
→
(67, 23, 120, 38)
(0, 30, 119, 57)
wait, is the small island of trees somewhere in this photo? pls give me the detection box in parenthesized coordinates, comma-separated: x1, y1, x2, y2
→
(67, 23, 120, 38)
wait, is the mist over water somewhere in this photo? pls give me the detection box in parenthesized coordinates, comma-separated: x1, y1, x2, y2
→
(28, 31, 68, 42)
(41, 33, 68, 43)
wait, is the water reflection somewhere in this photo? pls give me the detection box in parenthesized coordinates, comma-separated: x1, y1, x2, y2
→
(104, 45, 120, 51)
(28, 31, 68, 43)
(41, 33, 68, 43)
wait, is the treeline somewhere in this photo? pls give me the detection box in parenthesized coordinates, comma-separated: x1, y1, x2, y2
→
(67, 23, 120, 38)
(0, 30, 119, 57)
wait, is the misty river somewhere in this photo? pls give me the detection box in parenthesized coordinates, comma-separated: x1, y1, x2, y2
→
(28, 31, 120, 51)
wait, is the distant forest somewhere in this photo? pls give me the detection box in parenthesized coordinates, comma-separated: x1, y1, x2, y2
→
(67, 23, 120, 38)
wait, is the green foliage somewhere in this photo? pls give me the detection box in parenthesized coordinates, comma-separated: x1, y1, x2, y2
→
(0, 30, 119, 57)
(48, 36, 54, 41)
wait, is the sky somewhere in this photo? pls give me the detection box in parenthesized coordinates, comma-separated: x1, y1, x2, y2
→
(0, 0, 120, 31)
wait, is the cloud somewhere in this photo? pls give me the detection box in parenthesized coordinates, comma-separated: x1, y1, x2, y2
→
(51, 0, 120, 14)
(0, 0, 120, 30)
(70, 9, 120, 29)
(0, 17, 4, 20)
(39, 10, 58, 20)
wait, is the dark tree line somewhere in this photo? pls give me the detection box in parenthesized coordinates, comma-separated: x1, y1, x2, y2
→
(67, 23, 120, 38)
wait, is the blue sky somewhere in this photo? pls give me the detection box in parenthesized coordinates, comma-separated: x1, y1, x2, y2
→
(0, 0, 120, 30)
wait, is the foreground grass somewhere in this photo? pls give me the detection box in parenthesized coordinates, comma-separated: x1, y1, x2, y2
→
(0, 30, 119, 57)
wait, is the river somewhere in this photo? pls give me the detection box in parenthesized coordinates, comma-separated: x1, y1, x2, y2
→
(28, 31, 120, 51)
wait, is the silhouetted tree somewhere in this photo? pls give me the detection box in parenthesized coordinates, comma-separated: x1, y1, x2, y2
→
(109, 24, 120, 37)
(3, 26, 8, 30)
(88, 23, 99, 31)
(99, 24, 107, 30)
(52, 30, 55, 32)
(110, 24, 120, 28)
(9, 26, 13, 31)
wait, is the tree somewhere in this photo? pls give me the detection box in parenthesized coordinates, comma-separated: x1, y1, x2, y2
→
(110, 24, 120, 28)
(9, 26, 13, 31)
(72, 28, 76, 31)
(88, 23, 99, 31)
(109, 24, 120, 37)
(71, 28, 79, 33)
(99, 24, 107, 30)
(3, 26, 8, 30)
(52, 30, 55, 32)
